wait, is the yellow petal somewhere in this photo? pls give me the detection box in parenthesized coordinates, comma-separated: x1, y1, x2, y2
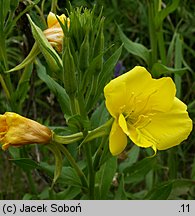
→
(118, 113, 129, 136)
(57, 14, 67, 25)
(104, 66, 176, 119)
(0, 112, 52, 150)
(109, 120, 127, 156)
(137, 77, 176, 114)
(47, 12, 58, 28)
(104, 66, 152, 118)
(129, 97, 192, 150)
(47, 12, 66, 28)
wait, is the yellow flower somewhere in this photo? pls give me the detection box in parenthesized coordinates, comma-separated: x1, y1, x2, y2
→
(0, 112, 52, 150)
(104, 66, 192, 156)
(43, 12, 70, 52)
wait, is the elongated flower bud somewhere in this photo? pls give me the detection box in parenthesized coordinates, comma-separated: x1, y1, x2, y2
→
(44, 12, 70, 52)
(0, 112, 52, 150)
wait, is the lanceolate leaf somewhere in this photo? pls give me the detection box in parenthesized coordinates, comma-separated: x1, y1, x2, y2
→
(151, 62, 187, 77)
(118, 25, 150, 64)
(46, 143, 63, 188)
(154, 0, 180, 29)
(10, 158, 39, 172)
(97, 156, 117, 199)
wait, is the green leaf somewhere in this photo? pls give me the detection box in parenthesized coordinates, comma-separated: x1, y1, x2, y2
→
(90, 101, 109, 129)
(118, 25, 150, 64)
(99, 45, 123, 88)
(151, 62, 187, 77)
(119, 145, 140, 172)
(155, 0, 180, 29)
(27, 14, 62, 74)
(67, 114, 90, 132)
(10, 158, 38, 172)
(114, 174, 127, 200)
(124, 157, 156, 184)
(174, 33, 183, 98)
(35, 61, 71, 118)
(55, 186, 81, 199)
(97, 156, 117, 199)
(145, 179, 195, 200)
(169, 179, 195, 199)
(59, 167, 82, 187)
(39, 162, 82, 188)
(145, 182, 173, 200)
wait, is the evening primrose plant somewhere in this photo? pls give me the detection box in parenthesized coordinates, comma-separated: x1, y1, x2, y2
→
(0, 4, 193, 200)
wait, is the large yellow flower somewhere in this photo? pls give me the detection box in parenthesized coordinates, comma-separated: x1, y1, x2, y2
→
(43, 12, 70, 52)
(0, 112, 52, 150)
(104, 66, 193, 156)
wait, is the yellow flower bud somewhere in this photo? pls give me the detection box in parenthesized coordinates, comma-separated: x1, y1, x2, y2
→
(0, 112, 52, 150)
(43, 12, 70, 52)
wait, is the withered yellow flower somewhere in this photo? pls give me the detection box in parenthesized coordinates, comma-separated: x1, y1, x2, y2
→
(43, 12, 70, 52)
(104, 66, 192, 156)
(0, 112, 52, 150)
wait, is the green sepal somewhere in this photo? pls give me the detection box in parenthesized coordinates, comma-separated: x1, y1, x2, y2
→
(79, 32, 89, 73)
(52, 131, 83, 145)
(62, 38, 77, 96)
(6, 43, 39, 73)
(92, 17, 104, 73)
(46, 142, 63, 188)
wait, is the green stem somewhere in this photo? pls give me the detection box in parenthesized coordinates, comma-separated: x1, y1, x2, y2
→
(26, 171, 38, 195)
(51, 0, 58, 13)
(157, 26, 167, 65)
(69, 95, 79, 115)
(84, 141, 95, 199)
(168, 148, 178, 179)
(0, 74, 10, 99)
(57, 144, 88, 192)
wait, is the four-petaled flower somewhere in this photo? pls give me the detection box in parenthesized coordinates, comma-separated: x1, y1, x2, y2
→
(104, 66, 192, 156)
(0, 112, 52, 150)
(44, 12, 70, 52)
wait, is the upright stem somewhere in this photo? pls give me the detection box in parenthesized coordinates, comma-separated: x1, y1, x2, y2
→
(0, 74, 10, 99)
(84, 142, 95, 199)
(26, 171, 38, 195)
(157, 27, 167, 65)
(78, 92, 95, 199)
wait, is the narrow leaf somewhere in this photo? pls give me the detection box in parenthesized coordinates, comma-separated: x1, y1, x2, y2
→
(98, 156, 117, 199)
(151, 62, 187, 77)
(118, 25, 150, 64)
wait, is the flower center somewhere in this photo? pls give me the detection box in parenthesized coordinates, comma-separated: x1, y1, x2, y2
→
(121, 90, 157, 128)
